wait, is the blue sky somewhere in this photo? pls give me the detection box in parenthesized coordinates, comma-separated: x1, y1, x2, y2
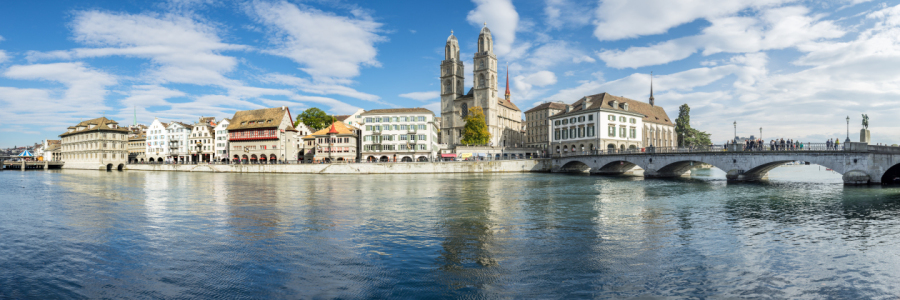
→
(1, 0, 898, 148)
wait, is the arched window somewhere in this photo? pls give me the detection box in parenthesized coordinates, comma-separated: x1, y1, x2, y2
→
(478, 74, 485, 88)
(444, 80, 451, 93)
(457, 80, 462, 94)
(461, 103, 469, 118)
(480, 60, 485, 69)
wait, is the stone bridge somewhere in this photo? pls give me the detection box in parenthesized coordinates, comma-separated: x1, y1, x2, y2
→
(551, 146, 900, 185)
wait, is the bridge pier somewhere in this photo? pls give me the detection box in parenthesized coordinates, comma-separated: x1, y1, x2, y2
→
(21, 160, 25, 171)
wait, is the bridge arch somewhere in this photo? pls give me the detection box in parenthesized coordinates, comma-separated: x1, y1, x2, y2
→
(880, 163, 900, 185)
(595, 160, 640, 175)
(558, 160, 591, 174)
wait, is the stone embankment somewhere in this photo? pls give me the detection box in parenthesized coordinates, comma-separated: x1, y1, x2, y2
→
(126, 160, 551, 174)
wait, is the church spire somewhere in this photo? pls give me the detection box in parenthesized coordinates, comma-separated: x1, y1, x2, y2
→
(504, 63, 511, 101)
(649, 71, 655, 107)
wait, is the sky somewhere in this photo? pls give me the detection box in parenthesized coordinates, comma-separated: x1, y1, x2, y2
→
(1, 0, 899, 148)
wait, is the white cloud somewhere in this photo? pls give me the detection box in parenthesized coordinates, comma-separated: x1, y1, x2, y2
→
(598, 6, 844, 68)
(0, 62, 117, 128)
(399, 91, 440, 101)
(593, 0, 791, 41)
(263, 73, 382, 103)
(0, 50, 8, 64)
(545, 0, 592, 29)
(248, 1, 385, 80)
(423, 101, 442, 115)
(28, 10, 245, 86)
(467, 0, 519, 56)
(513, 70, 558, 101)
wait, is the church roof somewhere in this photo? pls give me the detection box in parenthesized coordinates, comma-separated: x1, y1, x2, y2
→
(498, 97, 520, 111)
(553, 93, 674, 126)
(480, 25, 491, 36)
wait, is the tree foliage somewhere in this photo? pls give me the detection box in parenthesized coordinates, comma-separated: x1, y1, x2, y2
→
(674, 104, 712, 147)
(295, 107, 330, 130)
(461, 106, 491, 145)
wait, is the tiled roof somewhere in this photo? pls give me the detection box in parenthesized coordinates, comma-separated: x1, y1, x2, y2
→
(335, 115, 351, 121)
(554, 93, 673, 126)
(60, 117, 129, 137)
(361, 108, 435, 115)
(304, 121, 356, 138)
(498, 97, 520, 111)
(227, 107, 294, 131)
(525, 102, 568, 114)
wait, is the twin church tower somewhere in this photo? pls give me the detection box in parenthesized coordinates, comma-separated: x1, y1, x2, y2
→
(440, 24, 523, 147)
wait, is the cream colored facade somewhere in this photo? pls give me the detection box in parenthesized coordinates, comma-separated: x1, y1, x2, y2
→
(60, 117, 129, 170)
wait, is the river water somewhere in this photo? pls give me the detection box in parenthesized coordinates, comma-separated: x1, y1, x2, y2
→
(2, 166, 900, 299)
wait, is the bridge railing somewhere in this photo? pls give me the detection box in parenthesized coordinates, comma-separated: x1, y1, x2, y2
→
(551, 143, 851, 158)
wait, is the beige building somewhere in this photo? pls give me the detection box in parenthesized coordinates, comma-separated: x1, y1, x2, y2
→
(301, 121, 359, 163)
(128, 132, 146, 163)
(440, 26, 523, 147)
(59, 117, 129, 170)
(524, 101, 568, 152)
(226, 107, 299, 163)
(189, 118, 215, 163)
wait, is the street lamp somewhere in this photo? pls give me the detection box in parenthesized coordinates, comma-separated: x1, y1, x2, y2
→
(733, 121, 737, 142)
(845, 116, 850, 143)
(759, 127, 762, 140)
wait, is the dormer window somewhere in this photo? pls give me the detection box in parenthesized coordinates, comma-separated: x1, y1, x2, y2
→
(611, 100, 618, 108)
(623, 103, 629, 111)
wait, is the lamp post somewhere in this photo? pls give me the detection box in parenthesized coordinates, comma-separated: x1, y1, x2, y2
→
(733, 121, 737, 142)
(845, 116, 850, 143)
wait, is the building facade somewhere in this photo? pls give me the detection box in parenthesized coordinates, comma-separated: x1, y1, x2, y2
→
(128, 132, 146, 163)
(301, 121, 359, 163)
(189, 120, 215, 163)
(59, 117, 129, 170)
(550, 93, 675, 155)
(337, 108, 366, 128)
(524, 101, 568, 151)
(145, 119, 169, 162)
(214, 118, 231, 162)
(360, 108, 439, 162)
(166, 122, 192, 163)
(439, 26, 523, 147)
(226, 106, 299, 163)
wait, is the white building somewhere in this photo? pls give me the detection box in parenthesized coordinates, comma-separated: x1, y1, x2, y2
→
(550, 93, 675, 155)
(214, 118, 231, 162)
(59, 117, 129, 170)
(337, 108, 366, 128)
(166, 122, 192, 163)
(146, 118, 169, 162)
(189, 120, 215, 163)
(360, 108, 439, 162)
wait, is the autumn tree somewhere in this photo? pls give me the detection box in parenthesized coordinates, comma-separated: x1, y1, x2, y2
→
(461, 106, 491, 145)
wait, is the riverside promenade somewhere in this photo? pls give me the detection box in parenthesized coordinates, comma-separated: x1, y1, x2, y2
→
(125, 160, 550, 174)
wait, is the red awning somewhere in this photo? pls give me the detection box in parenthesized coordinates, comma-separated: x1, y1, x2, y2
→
(441, 154, 457, 158)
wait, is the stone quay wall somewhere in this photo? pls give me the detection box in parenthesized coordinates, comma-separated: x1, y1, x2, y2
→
(125, 160, 551, 174)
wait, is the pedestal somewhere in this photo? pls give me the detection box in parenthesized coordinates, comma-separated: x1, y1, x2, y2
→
(860, 129, 870, 143)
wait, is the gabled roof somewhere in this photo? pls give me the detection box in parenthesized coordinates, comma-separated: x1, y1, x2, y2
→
(226, 107, 294, 131)
(167, 121, 192, 129)
(60, 117, 129, 137)
(304, 121, 356, 138)
(525, 102, 568, 114)
(498, 97, 520, 111)
(552, 93, 673, 126)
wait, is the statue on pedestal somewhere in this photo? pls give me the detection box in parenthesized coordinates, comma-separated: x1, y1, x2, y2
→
(860, 114, 870, 143)
(862, 114, 869, 130)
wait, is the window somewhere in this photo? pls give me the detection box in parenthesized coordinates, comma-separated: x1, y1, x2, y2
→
(569, 128, 575, 139)
(393, 125, 399, 130)
(570, 117, 576, 123)
(578, 116, 585, 122)
(619, 116, 626, 122)
(366, 125, 372, 131)
(365, 117, 372, 123)
(400, 125, 407, 130)
(418, 125, 426, 130)
(561, 129, 568, 139)
(392, 117, 399, 122)
(418, 116, 426, 122)
(609, 126, 616, 137)
(418, 134, 426, 140)
(419, 144, 427, 150)
(375, 117, 382, 122)
(401, 117, 408, 122)
(587, 126, 595, 137)
(620, 127, 626, 138)
(562, 119, 568, 125)
(400, 135, 408, 141)
(588, 115, 593, 121)
(608, 115, 615, 121)
(374, 125, 381, 131)
(555, 120, 560, 126)
(630, 128, 637, 138)
(554, 130, 560, 140)
(578, 127, 584, 138)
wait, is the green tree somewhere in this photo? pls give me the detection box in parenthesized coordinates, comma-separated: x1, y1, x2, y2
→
(675, 104, 691, 147)
(461, 106, 491, 145)
(674, 104, 712, 147)
(295, 107, 330, 130)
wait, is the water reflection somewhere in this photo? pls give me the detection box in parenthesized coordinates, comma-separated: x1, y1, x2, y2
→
(2, 168, 900, 298)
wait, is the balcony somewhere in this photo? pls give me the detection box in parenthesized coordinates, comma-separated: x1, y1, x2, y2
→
(407, 128, 417, 133)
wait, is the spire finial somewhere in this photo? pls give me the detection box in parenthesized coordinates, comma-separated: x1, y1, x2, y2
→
(649, 71, 655, 107)
(505, 63, 511, 101)
(451, 30, 453, 35)
(483, 22, 486, 27)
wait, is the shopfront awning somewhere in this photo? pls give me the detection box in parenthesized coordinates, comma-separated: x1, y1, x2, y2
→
(440, 154, 457, 158)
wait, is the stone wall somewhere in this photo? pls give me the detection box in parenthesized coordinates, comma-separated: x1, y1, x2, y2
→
(126, 160, 550, 174)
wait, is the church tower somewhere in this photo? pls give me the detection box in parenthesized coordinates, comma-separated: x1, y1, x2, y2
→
(473, 23, 499, 140)
(440, 31, 465, 144)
